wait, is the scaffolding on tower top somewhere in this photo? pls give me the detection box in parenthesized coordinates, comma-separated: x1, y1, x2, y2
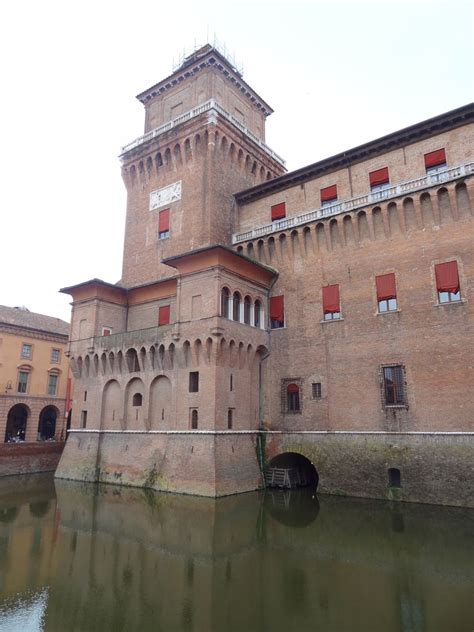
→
(173, 37, 244, 77)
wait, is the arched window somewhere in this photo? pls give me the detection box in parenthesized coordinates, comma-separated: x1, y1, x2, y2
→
(132, 393, 143, 407)
(287, 384, 300, 412)
(233, 292, 241, 322)
(191, 409, 198, 429)
(244, 296, 251, 325)
(254, 300, 261, 328)
(221, 287, 230, 318)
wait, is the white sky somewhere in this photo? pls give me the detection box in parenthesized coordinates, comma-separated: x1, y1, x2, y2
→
(0, 0, 472, 322)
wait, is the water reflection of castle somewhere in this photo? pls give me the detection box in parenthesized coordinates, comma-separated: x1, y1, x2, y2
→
(0, 476, 473, 631)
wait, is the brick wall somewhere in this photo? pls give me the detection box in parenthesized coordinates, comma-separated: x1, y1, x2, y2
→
(0, 442, 64, 477)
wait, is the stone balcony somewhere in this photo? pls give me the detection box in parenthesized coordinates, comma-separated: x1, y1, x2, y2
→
(120, 98, 286, 167)
(232, 161, 474, 244)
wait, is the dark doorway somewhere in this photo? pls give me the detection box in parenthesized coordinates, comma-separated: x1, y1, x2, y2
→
(38, 406, 57, 441)
(4, 404, 28, 442)
(265, 452, 319, 490)
(388, 468, 401, 488)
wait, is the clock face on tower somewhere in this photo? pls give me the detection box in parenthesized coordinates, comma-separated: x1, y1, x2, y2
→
(150, 181, 182, 211)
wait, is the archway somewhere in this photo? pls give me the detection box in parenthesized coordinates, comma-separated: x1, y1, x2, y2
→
(265, 452, 319, 490)
(149, 375, 172, 428)
(124, 377, 145, 429)
(4, 404, 29, 442)
(101, 380, 122, 429)
(38, 406, 58, 440)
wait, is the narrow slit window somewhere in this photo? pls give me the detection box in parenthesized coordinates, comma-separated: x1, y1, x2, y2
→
(312, 383, 321, 399)
(189, 371, 199, 393)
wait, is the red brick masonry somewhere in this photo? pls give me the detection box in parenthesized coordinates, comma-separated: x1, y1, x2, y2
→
(0, 442, 65, 477)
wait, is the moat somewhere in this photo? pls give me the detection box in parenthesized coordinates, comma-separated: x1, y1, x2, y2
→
(0, 474, 472, 632)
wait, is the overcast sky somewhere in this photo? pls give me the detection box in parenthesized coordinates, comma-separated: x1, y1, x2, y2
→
(0, 0, 472, 322)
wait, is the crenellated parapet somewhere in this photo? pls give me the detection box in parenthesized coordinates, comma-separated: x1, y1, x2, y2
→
(235, 176, 473, 264)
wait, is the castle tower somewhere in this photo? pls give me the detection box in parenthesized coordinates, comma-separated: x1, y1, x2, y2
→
(57, 45, 284, 496)
(119, 44, 285, 287)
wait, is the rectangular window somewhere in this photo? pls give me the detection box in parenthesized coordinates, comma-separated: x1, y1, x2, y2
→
(158, 305, 170, 326)
(269, 295, 285, 329)
(312, 383, 322, 399)
(189, 371, 199, 393)
(320, 184, 338, 206)
(158, 208, 170, 239)
(424, 148, 446, 173)
(51, 348, 61, 363)
(322, 284, 341, 320)
(435, 261, 461, 303)
(17, 371, 29, 393)
(382, 366, 406, 406)
(271, 202, 286, 221)
(21, 344, 32, 359)
(227, 408, 234, 429)
(81, 410, 88, 429)
(376, 273, 397, 312)
(102, 327, 112, 336)
(48, 374, 58, 396)
(369, 167, 390, 191)
(286, 383, 301, 412)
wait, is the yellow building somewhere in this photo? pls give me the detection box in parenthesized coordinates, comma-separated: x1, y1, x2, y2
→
(0, 306, 71, 443)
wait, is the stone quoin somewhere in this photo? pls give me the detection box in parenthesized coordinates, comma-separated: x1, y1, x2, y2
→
(57, 44, 474, 506)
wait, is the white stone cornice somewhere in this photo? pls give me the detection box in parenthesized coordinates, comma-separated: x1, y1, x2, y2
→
(232, 161, 474, 244)
(120, 99, 285, 167)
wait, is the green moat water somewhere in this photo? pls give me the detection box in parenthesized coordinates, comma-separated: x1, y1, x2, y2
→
(0, 474, 472, 632)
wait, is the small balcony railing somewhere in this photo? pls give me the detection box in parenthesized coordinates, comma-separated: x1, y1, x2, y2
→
(232, 161, 474, 244)
(93, 326, 170, 350)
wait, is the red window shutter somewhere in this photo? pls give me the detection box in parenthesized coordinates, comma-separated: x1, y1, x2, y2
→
(376, 273, 397, 301)
(103, 328, 111, 336)
(271, 202, 286, 221)
(435, 261, 459, 293)
(424, 149, 446, 169)
(159, 208, 170, 232)
(322, 284, 340, 314)
(369, 167, 389, 187)
(269, 296, 284, 321)
(320, 185, 337, 203)
(158, 305, 170, 326)
(287, 383, 299, 393)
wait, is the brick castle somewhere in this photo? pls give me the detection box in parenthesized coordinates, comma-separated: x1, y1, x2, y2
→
(57, 44, 473, 506)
